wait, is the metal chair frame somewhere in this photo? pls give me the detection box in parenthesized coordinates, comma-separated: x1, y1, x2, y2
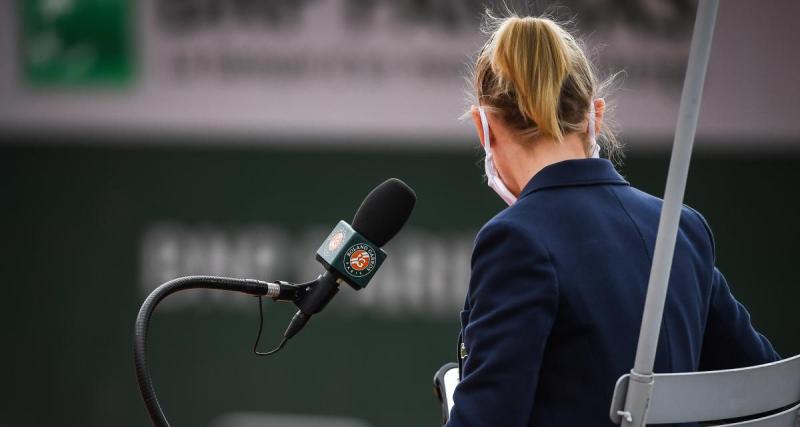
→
(610, 1, 800, 425)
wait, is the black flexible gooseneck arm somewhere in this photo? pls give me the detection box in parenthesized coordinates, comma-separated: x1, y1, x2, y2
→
(133, 275, 306, 427)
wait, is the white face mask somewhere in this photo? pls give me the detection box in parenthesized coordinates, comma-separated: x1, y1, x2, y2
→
(478, 106, 518, 206)
(478, 102, 600, 206)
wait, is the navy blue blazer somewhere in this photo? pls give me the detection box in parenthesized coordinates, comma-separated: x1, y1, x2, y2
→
(447, 159, 779, 427)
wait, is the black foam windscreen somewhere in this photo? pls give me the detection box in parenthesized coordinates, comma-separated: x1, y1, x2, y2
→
(351, 178, 416, 247)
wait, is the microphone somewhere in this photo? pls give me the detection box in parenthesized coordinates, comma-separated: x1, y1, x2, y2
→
(133, 178, 415, 427)
(282, 178, 416, 341)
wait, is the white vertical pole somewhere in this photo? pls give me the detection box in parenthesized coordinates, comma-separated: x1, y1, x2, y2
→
(620, 1, 719, 426)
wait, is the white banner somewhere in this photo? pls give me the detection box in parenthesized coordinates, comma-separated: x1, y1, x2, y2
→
(139, 223, 473, 318)
(0, 0, 798, 147)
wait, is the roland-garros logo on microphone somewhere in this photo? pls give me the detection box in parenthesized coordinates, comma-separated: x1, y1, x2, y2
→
(343, 243, 377, 277)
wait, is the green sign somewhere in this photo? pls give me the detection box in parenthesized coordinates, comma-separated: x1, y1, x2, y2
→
(20, 0, 134, 86)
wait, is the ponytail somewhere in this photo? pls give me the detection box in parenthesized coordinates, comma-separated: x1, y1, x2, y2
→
(492, 17, 570, 141)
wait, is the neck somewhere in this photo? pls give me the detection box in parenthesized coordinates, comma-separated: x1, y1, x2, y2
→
(503, 133, 589, 195)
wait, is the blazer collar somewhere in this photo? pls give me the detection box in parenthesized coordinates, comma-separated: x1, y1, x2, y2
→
(519, 158, 629, 199)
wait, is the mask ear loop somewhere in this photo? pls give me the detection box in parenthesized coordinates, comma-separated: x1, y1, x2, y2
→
(478, 106, 496, 183)
(588, 100, 600, 158)
(478, 106, 492, 152)
(478, 106, 518, 205)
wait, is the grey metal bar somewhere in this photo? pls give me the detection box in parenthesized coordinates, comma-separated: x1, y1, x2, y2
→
(610, 354, 800, 424)
(619, 1, 720, 426)
(648, 355, 800, 424)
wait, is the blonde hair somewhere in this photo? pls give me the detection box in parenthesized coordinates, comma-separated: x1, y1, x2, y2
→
(471, 12, 622, 160)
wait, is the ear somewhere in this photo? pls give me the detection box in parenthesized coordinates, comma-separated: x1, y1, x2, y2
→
(470, 106, 486, 148)
(593, 98, 606, 135)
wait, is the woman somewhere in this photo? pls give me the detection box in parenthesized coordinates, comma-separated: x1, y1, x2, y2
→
(447, 13, 779, 427)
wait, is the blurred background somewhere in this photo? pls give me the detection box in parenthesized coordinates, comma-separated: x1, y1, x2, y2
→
(1, 1, 799, 426)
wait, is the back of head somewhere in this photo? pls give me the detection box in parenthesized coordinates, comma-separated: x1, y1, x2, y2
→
(472, 12, 621, 159)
